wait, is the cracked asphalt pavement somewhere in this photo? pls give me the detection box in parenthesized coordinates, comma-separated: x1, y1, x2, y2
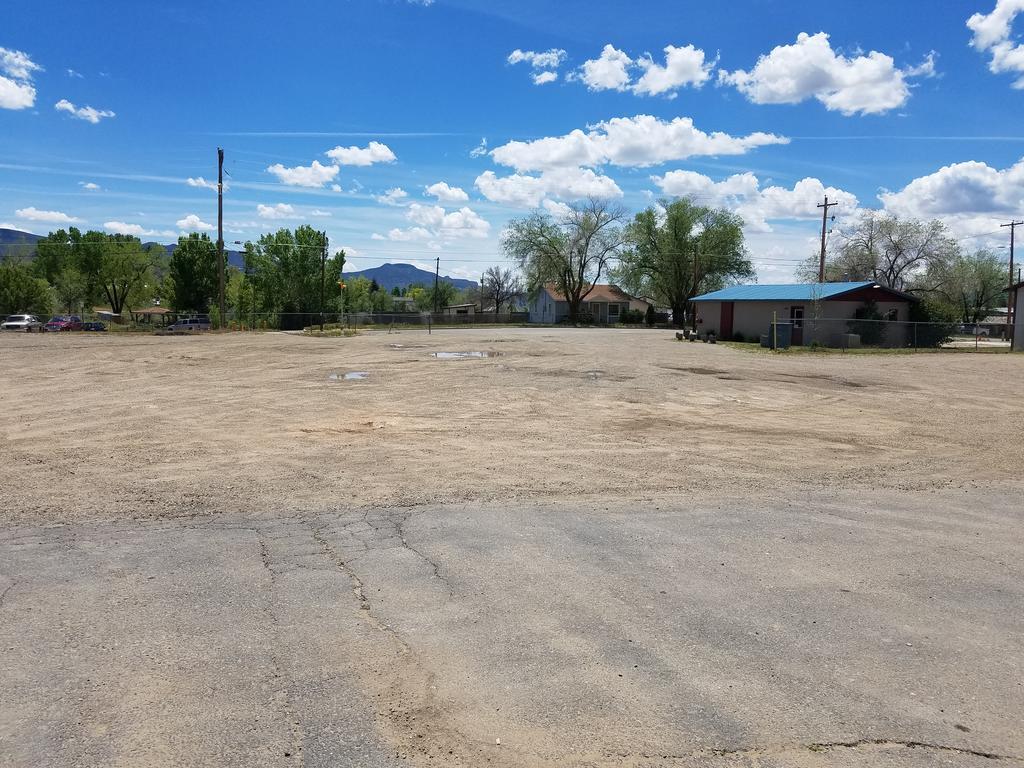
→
(1, 330, 1022, 766)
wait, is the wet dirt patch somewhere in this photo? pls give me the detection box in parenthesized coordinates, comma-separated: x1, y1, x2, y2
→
(328, 371, 369, 381)
(431, 351, 500, 359)
(661, 365, 727, 376)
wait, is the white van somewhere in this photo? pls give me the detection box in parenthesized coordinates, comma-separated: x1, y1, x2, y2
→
(169, 315, 212, 332)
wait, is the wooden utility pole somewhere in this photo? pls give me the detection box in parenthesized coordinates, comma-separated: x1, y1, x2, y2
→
(217, 148, 225, 329)
(319, 233, 327, 332)
(691, 241, 699, 331)
(1001, 220, 1022, 341)
(433, 256, 440, 314)
(817, 195, 838, 283)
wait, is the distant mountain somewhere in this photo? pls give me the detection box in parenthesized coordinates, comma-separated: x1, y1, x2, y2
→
(343, 262, 477, 291)
(0, 228, 42, 260)
(144, 241, 244, 269)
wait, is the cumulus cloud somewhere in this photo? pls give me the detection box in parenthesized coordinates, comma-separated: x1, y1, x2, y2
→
(377, 203, 490, 242)
(633, 44, 716, 96)
(0, 47, 42, 110)
(79, 181, 100, 191)
(652, 170, 858, 232)
(578, 44, 633, 91)
(266, 160, 339, 188)
(475, 167, 623, 208)
(425, 181, 469, 202)
(257, 203, 301, 220)
(186, 176, 219, 191)
(541, 199, 574, 219)
(470, 138, 489, 158)
(719, 32, 935, 115)
(490, 114, 788, 172)
(508, 48, 567, 69)
(968, 0, 1024, 88)
(325, 141, 396, 166)
(376, 187, 409, 206)
(176, 214, 214, 231)
(103, 221, 174, 237)
(54, 99, 115, 123)
(878, 158, 1024, 234)
(310, 209, 332, 217)
(508, 48, 566, 85)
(15, 207, 82, 224)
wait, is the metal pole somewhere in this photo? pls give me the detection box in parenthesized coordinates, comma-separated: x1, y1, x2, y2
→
(217, 148, 225, 329)
(319, 235, 326, 332)
(1001, 220, 1022, 344)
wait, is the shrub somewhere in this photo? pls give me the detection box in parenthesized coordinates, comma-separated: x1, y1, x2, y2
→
(619, 308, 645, 324)
(732, 332, 745, 343)
(644, 305, 656, 327)
(909, 298, 958, 348)
(848, 300, 887, 346)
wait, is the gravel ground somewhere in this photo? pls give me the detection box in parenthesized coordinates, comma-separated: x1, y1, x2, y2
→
(0, 328, 1021, 767)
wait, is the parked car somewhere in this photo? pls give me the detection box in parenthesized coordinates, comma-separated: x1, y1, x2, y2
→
(2, 314, 44, 332)
(44, 315, 83, 332)
(81, 321, 107, 332)
(168, 314, 212, 332)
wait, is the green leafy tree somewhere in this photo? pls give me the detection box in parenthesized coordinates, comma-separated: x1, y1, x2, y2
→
(243, 229, 344, 317)
(53, 266, 87, 313)
(0, 260, 52, 316)
(33, 228, 80, 284)
(169, 233, 218, 312)
(614, 198, 752, 328)
(503, 198, 627, 323)
(926, 249, 1008, 323)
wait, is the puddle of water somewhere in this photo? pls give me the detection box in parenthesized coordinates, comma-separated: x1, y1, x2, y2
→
(328, 371, 369, 381)
(431, 351, 499, 359)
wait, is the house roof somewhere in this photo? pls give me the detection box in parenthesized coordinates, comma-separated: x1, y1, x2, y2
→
(692, 281, 914, 302)
(543, 284, 635, 303)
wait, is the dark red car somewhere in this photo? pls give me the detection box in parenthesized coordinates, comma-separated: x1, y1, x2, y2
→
(44, 315, 83, 332)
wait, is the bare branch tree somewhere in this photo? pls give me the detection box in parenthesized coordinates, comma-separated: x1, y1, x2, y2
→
(502, 198, 627, 323)
(481, 266, 523, 315)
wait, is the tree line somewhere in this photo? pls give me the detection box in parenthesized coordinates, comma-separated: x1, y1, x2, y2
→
(1, 203, 1012, 326)
(503, 198, 1012, 326)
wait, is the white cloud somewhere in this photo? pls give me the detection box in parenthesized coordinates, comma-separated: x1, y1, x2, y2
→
(470, 138, 489, 158)
(325, 141, 396, 166)
(376, 187, 409, 206)
(15, 207, 82, 224)
(508, 48, 567, 69)
(186, 176, 220, 191)
(66, 68, 83, 78)
(79, 181, 100, 191)
(475, 167, 623, 208)
(968, 0, 1024, 88)
(0, 47, 41, 110)
(652, 170, 858, 232)
(257, 203, 301, 220)
(176, 214, 214, 231)
(719, 32, 933, 116)
(541, 199, 573, 218)
(633, 45, 715, 96)
(103, 221, 174, 238)
(532, 71, 558, 85)
(266, 159, 339, 188)
(878, 158, 1024, 238)
(54, 99, 115, 123)
(491, 114, 788, 172)
(330, 183, 342, 192)
(310, 209, 332, 217)
(578, 44, 633, 91)
(425, 181, 469, 202)
(379, 203, 490, 242)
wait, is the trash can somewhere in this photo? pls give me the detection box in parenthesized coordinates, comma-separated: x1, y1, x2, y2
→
(768, 321, 793, 349)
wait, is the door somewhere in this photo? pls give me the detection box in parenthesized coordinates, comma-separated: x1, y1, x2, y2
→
(720, 302, 734, 339)
(790, 306, 804, 345)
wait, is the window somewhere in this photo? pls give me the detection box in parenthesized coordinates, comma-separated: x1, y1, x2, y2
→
(790, 306, 804, 328)
(608, 303, 620, 317)
(886, 309, 898, 321)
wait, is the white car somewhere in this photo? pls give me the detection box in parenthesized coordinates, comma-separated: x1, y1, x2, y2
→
(2, 314, 44, 332)
(168, 315, 212, 332)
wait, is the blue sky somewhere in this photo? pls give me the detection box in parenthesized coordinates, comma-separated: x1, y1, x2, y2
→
(3, 0, 1024, 282)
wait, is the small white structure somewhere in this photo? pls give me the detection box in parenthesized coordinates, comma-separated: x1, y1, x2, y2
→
(529, 284, 649, 324)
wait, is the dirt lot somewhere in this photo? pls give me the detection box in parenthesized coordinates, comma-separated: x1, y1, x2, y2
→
(1, 328, 1022, 767)
(0, 328, 1021, 522)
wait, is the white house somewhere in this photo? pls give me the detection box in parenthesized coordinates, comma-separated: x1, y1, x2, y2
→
(529, 284, 650, 324)
(692, 281, 917, 346)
